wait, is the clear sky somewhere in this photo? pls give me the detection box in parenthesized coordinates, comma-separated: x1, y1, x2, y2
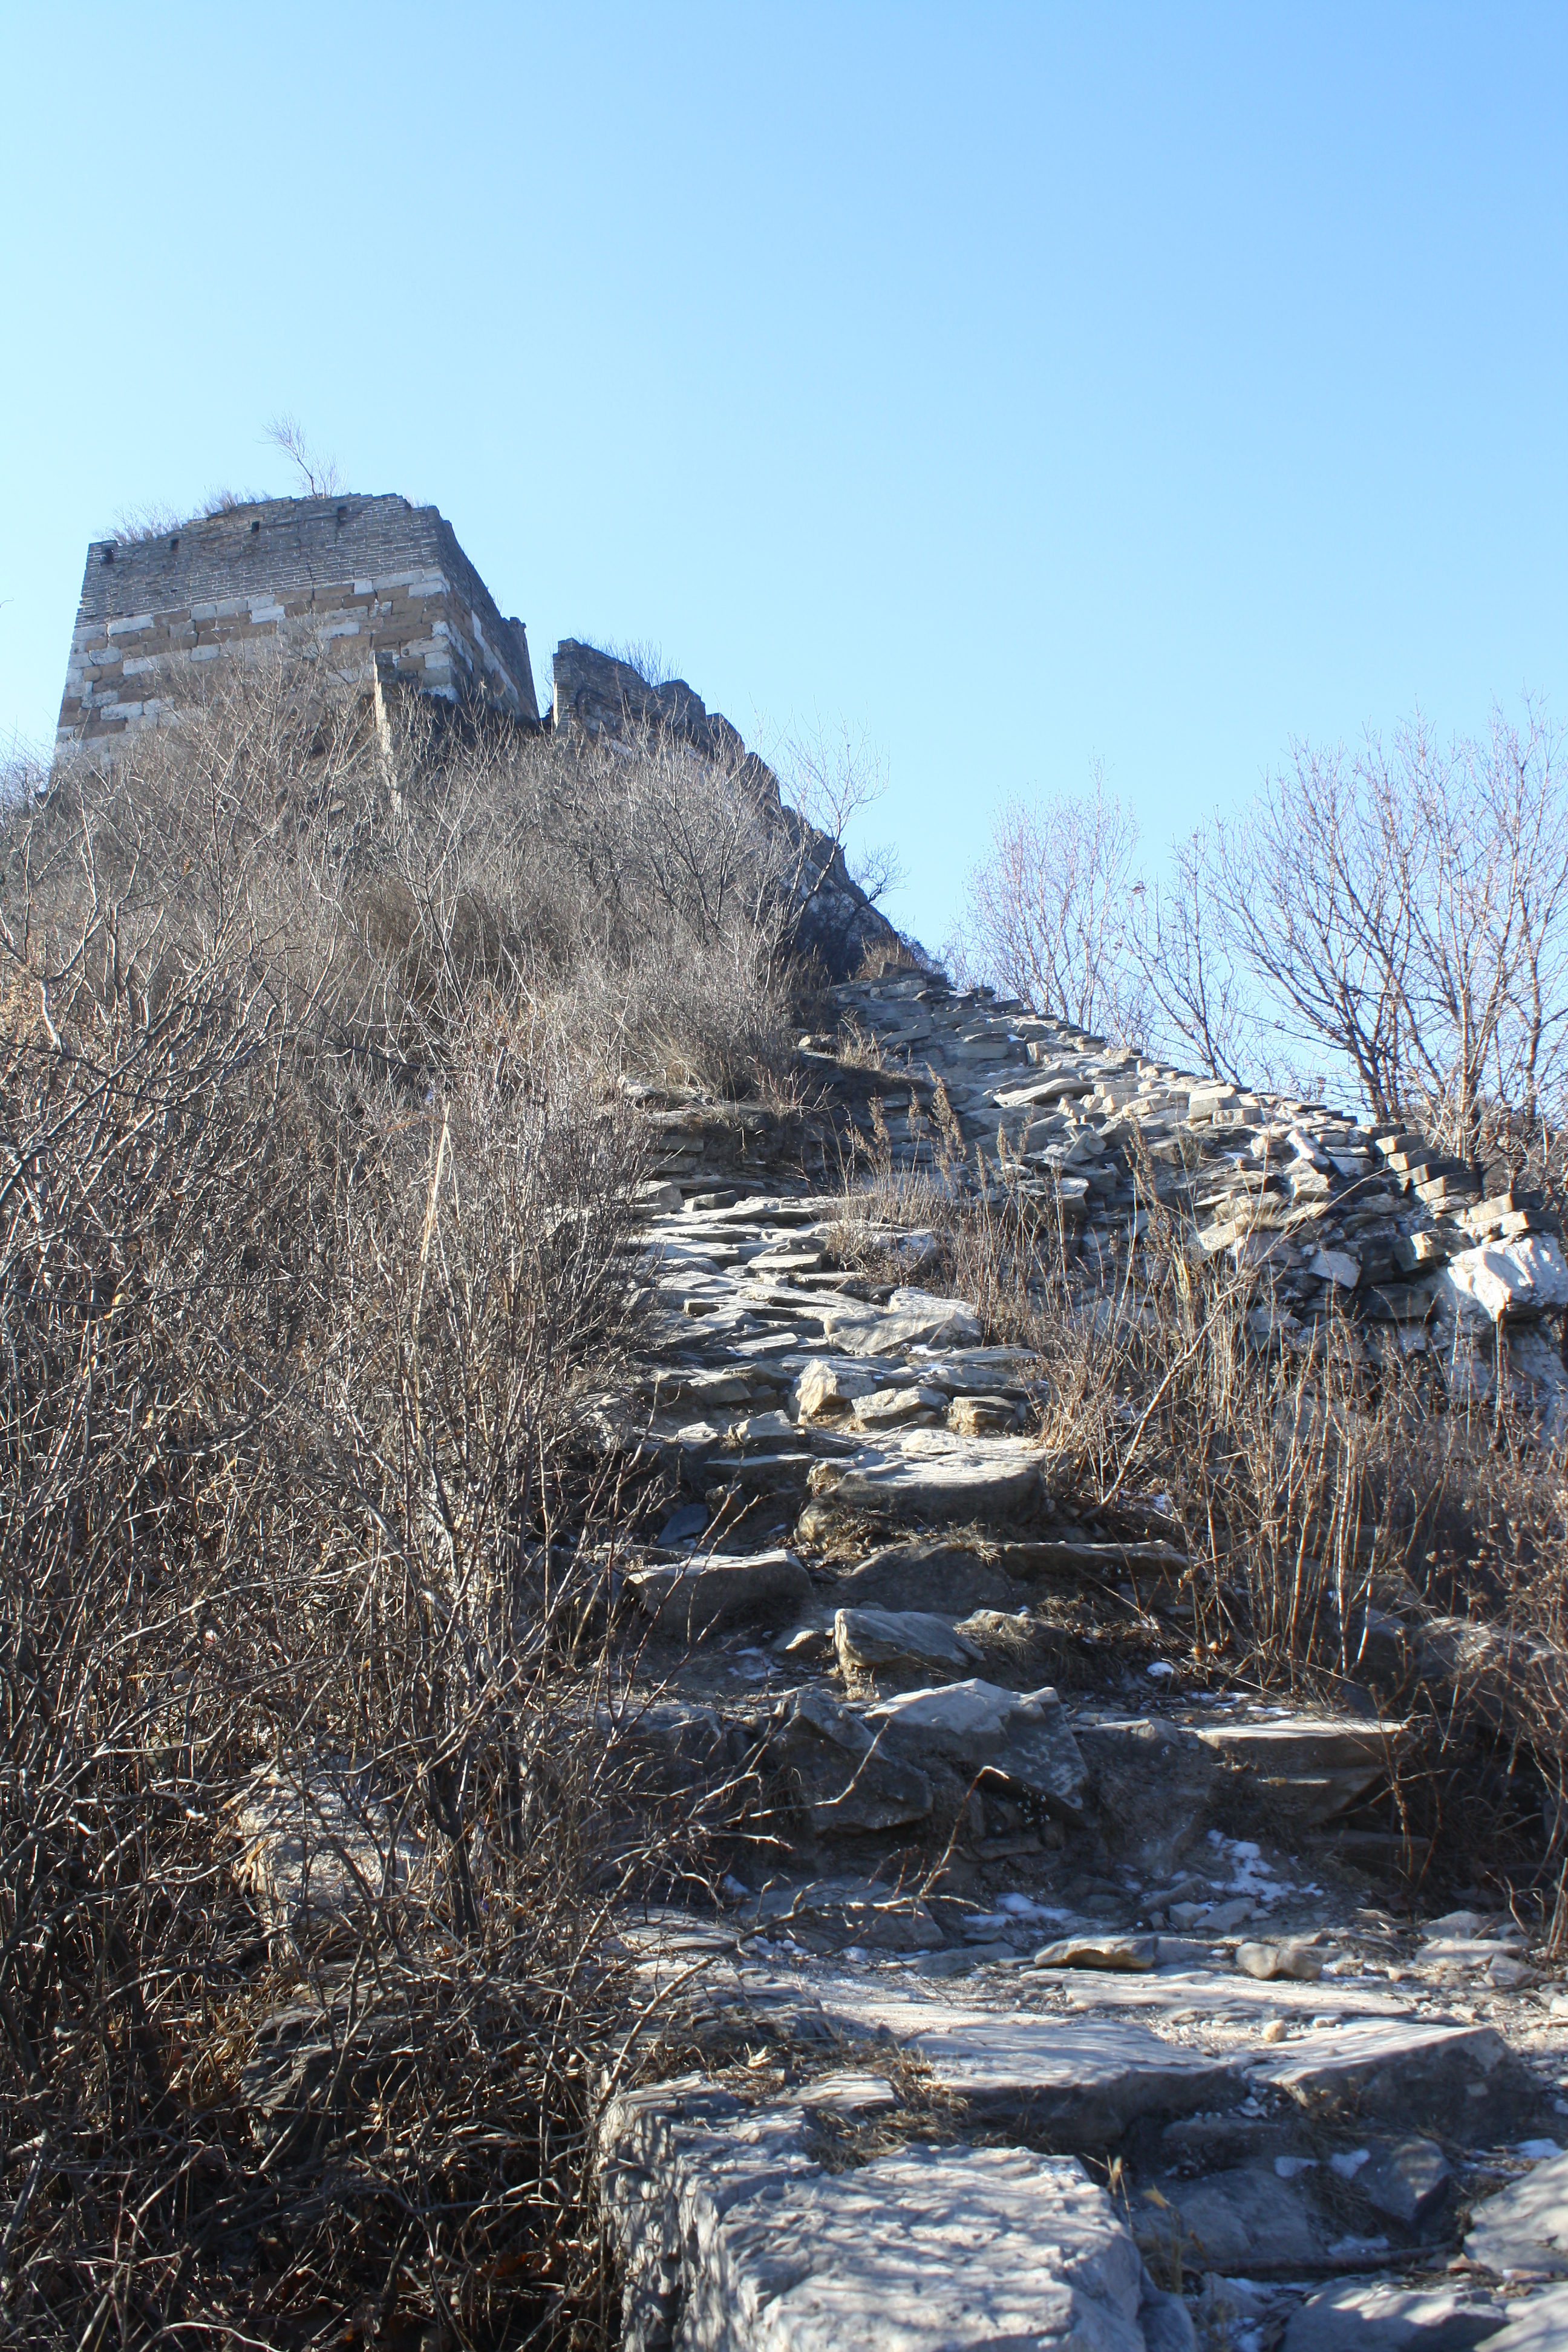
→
(2, 4, 1564, 954)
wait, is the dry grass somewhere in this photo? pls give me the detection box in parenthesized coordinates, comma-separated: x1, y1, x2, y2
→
(0, 661, 768, 2348)
(374, 693, 804, 1098)
(822, 1125, 1568, 1905)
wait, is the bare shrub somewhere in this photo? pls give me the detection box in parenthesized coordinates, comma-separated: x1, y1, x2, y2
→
(590, 638, 678, 689)
(376, 701, 804, 1095)
(782, 728, 906, 913)
(0, 659, 730, 2345)
(266, 413, 344, 500)
(1206, 710, 1564, 1151)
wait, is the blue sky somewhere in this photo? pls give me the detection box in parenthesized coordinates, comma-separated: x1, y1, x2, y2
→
(2, 4, 1564, 953)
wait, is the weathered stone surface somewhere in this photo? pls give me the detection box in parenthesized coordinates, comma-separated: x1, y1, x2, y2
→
(1486, 2286, 1568, 2349)
(1135, 2163, 1326, 2273)
(851, 1385, 946, 1430)
(1436, 1236, 1568, 1325)
(833, 1607, 980, 1677)
(1190, 1714, 1397, 1824)
(793, 1362, 876, 1422)
(829, 1539, 1018, 1616)
(868, 1680, 1089, 1816)
(601, 2074, 1193, 2351)
(1235, 1939, 1324, 1982)
(1466, 2150, 1568, 2277)
(630, 1550, 814, 1638)
(1282, 2279, 1509, 2351)
(57, 494, 541, 748)
(1076, 1717, 1219, 1876)
(848, 2002, 1246, 2140)
(821, 1287, 984, 1356)
(1252, 2019, 1540, 2141)
(916, 1348, 1036, 1396)
(805, 1431, 1044, 1529)
(765, 1688, 933, 1835)
(1032, 1933, 1158, 1973)
(1357, 2134, 1452, 2228)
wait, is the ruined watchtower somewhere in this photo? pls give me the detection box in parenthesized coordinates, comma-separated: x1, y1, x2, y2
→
(54, 494, 537, 751)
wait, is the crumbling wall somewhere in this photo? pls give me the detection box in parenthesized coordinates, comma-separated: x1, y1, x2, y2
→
(550, 639, 913, 982)
(56, 494, 538, 748)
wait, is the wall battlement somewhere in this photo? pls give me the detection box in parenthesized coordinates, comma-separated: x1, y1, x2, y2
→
(56, 493, 538, 747)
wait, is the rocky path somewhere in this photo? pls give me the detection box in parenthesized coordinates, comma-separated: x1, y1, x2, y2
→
(594, 972, 1568, 2350)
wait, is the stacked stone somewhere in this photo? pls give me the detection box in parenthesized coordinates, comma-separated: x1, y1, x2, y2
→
(798, 970, 1568, 1423)
(632, 965, 1568, 1425)
(54, 494, 540, 751)
(589, 1034, 1568, 2348)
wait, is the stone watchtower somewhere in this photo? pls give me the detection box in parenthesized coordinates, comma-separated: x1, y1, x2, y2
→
(54, 493, 537, 751)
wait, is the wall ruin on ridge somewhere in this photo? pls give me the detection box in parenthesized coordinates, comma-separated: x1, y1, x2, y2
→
(55, 494, 538, 750)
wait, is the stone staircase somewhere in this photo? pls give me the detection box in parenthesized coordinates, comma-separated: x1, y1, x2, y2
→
(592, 970, 1568, 2350)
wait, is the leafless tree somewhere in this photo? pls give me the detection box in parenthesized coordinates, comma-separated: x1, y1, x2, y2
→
(1129, 824, 1253, 1081)
(267, 411, 345, 498)
(783, 727, 906, 909)
(1213, 705, 1568, 1159)
(958, 769, 1145, 1035)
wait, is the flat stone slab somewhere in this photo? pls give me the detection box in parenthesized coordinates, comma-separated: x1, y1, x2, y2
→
(914, 1347, 1037, 1394)
(1486, 2285, 1568, 2349)
(1466, 2149, 1568, 2277)
(806, 1430, 1045, 1526)
(868, 1679, 1089, 1815)
(601, 2073, 1192, 2350)
(1189, 1715, 1400, 1824)
(629, 1550, 814, 1636)
(1057, 1967, 1410, 2019)
(826, 1993, 1247, 2141)
(820, 1286, 984, 1356)
(1235, 1938, 1325, 1981)
(1032, 1934, 1158, 1973)
(1250, 2017, 1540, 2140)
(1282, 2279, 1512, 2351)
(834, 1606, 979, 1676)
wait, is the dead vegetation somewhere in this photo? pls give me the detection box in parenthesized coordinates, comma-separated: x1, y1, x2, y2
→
(9, 641, 1568, 2337)
(0, 658, 785, 2348)
(822, 1125, 1568, 1912)
(959, 703, 1568, 1188)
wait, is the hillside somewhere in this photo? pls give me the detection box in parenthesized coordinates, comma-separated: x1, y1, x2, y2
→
(4, 650, 1568, 2351)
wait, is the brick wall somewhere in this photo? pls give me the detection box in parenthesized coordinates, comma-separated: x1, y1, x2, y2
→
(56, 494, 538, 747)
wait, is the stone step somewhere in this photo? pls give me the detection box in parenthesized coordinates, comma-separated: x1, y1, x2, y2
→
(1249, 2015, 1544, 2141)
(601, 2073, 1192, 2352)
(1189, 1714, 1402, 1825)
